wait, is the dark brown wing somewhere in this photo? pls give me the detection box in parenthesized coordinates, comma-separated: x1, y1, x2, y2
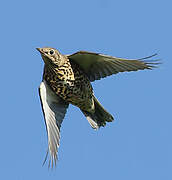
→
(67, 51, 159, 82)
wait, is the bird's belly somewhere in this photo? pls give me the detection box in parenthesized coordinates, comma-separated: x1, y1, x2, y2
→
(43, 63, 94, 112)
(49, 79, 94, 111)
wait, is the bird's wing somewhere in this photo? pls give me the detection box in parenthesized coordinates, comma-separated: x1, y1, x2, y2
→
(39, 80, 69, 168)
(67, 51, 159, 82)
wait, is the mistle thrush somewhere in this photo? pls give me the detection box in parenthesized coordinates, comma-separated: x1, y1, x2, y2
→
(37, 47, 159, 167)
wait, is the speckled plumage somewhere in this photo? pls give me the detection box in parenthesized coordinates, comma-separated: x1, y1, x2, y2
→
(43, 59, 94, 112)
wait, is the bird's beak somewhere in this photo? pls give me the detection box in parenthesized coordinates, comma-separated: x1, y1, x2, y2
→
(36, 48, 42, 53)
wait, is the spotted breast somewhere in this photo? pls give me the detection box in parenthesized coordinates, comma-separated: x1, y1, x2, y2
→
(43, 60, 95, 112)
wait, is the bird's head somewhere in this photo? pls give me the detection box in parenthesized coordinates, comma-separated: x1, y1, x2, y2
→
(36, 47, 65, 67)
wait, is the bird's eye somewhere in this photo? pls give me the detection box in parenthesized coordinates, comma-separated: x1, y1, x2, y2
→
(49, 50, 54, 55)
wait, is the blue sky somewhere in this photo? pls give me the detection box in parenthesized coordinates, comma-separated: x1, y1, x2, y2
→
(0, 0, 171, 179)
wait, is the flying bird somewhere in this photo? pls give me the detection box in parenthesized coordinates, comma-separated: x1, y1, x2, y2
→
(37, 47, 159, 167)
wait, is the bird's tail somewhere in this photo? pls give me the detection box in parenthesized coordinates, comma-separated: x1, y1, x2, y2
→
(81, 96, 114, 129)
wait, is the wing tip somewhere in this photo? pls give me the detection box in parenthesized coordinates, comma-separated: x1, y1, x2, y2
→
(42, 150, 58, 169)
(138, 53, 162, 69)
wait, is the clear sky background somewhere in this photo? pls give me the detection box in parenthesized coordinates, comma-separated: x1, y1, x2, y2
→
(0, 0, 171, 179)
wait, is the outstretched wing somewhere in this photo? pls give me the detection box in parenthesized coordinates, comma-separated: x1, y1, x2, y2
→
(39, 80, 69, 168)
(67, 51, 159, 82)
